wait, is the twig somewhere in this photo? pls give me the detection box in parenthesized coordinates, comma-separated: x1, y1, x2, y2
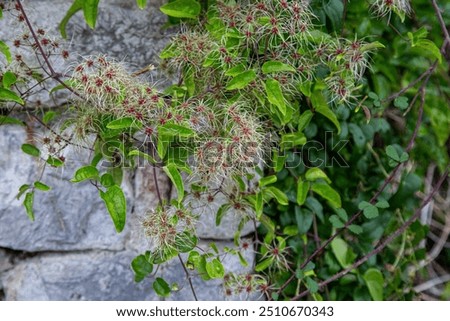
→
(291, 166, 449, 300)
(16, 0, 81, 98)
(414, 274, 450, 292)
(177, 254, 198, 301)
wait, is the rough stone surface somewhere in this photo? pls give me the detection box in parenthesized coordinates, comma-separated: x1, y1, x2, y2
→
(0, 125, 131, 252)
(2, 251, 159, 300)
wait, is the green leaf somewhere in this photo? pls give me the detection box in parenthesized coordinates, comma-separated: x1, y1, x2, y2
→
(82, 0, 100, 29)
(358, 201, 379, 219)
(23, 192, 35, 221)
(100, 185, 127, 233)
(131, 254, 153, 282)
(175, 232, 198, 252)
(261, 61, 296, 74)
(255, 191, 263, 219)
(0, 88, 24, 105)
(348, 123, 366, 148)
(215, 203, 230, 226)
(394, 96, 408, 110)
(226, 70, 256, 90)
(348, 224, 363, 234)
(43, 111, 57, 124)
(255, 257, 274, 272)
(305, 277, 319, 293)
(413, 39, 443, 64)
(163, 164, 184, 203)
(106, 117, 141, 130)
(17, 184, 30, 200)
(295, 207, 313, 235)
(375, 200, 389, 209)
(385, 145, 399, 161)
(259, 175, 277, 187)
(399, 152, 409, 163)
(329, 215, 345, 228)
(21, 144, 40, 157)
(2, 71, 17, 88)
(331, 237, 353, 268)
(238, 252, 248, 267)
(0, 40, 12, 63)
(363, 268, 384, 301)
(265, 79, 286, 116)
(153, 277, 171, 297)
(305, 167, 331, 183)
(311, 183, 341, 208)
(158, 123, 195, 137)
(136, 0, 147, 9)
(59, 0, 83, 39)
(205, 258, 225, 278)
(100, 173, 115, 188)
(46, 156, 64, 167)
(224, 64, 246, 77)
(323, 0, 344, 31)
(71, 165, 99, 183)
(311, 90, 340, 134)
(360, 41, 385, 52)
(298, 110, 313, 132)
(296, 179, 310, 206)
(34, 181, 51, 191)
(264, 186, 289, 205)
(0, 116, 25, 126)
(283, 225, 298, 236)
(160, 0, 201, 19)
(128, 149, 156, 164)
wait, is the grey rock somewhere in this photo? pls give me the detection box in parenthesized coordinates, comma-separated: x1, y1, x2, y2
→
(0, 249, 13, 274)
(2, 250, 159, 300)
(0, 125, 130, 251)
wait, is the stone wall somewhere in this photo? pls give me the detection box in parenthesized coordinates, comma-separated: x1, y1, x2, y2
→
(0, 0, 256, 301)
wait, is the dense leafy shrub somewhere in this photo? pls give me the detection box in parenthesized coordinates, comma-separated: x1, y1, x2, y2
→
(1, 0, 449, 300)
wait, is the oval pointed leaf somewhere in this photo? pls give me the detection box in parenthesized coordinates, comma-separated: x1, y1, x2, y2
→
(82, 0, 100, 29)
(0, 88, 24, 105)
(158, 123, 194, 137)
(262, 61, 296, 74)
(3, 71, 17, 88)
(297, 179, 310, 206)
(0, 40, 12, 63)
(311, 182, 341, 208)
(21, 144, 40, 157)
(153, 277, 171, 297)
(265, 79, 286, 116)
(163, 164, 184, 203)
(160, 0, 201, 19)
(34, 181, 51, 191)
(305, 167, 331, 183)
(311, 91, 340, 134)
(106, 117, 141, 130)
(71, 165, 99, 183)
(364, 268, 384, 301)
(226, 70, 256, 90)
(255, 257, 274, 272)
(205, 258, 225, 278)
(59, 0, 83, 38)
(100, 185, 126, 233)
(131, 254, 153, 282)
(136, 0, 147, 9)
(23, 192, 35, 221)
